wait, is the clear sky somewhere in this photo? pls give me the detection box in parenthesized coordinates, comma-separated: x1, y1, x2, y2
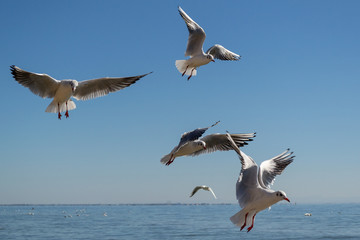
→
(1, 0, 359, 204)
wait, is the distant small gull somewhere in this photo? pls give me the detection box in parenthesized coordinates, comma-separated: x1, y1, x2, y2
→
(160, 121, 255, 165)
(304, 213, 312, 216)
(10, 65, 152, 119)
(190, 185, 217, 199)
(226, 133, 294, 232)
(176, 6, 240, 80)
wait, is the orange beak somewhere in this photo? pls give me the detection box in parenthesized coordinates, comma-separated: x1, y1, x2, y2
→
(211, 60, 215, 62)
(284, 198, 290, 203)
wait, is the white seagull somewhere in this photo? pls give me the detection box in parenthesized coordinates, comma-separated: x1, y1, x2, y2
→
(160, 121, 255, 165)
(190, 185, 217, 199)
(176, 6, 240, 80)
(225, 133, 294, 232)
(10, 65, 152, 119)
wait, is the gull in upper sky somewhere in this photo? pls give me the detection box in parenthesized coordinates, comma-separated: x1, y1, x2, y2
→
(225, 133, 294, 232)
(176, 6, 240, 80)
(190, 185, 217, 199)
(10, 65, 152, 119)
(160, 121, 255, 165)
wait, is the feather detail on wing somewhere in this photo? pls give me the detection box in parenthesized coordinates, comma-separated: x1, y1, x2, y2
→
(258, 149, 295, 189)
(178, 121, 220, 147)
(178, 6, 206, 57)
(226, 133, 259, 208)
(190, 132, 255, 156)
(73, 72, 151, 100)
(206, 44, 240, 61)
(10, 65, 60, 98)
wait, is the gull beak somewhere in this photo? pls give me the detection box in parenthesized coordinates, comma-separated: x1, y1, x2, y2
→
(284, 198, 290, 203)
(211, 60, 215, 62)
(203, 146, 207, 150)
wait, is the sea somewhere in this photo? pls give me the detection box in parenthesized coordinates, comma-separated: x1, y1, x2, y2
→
(0, 203, 359, 240)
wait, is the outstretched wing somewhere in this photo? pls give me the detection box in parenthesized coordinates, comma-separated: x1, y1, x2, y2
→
(73, 72, 152, 100)
(258, 149, 295, 189)
(208, 187, 217, 199)
(226, 133, 259, 208)
(190, 186, 202, 197)
(10, 65, 60, 98)
(178, 6, 206, 57)
(190, 132, 255, 156)
(206, 44, 240, 61)
(178, 121, 220, 147)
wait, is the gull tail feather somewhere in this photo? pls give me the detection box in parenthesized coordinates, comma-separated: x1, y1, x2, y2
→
(160, 153, 172, 164)
(230, 209, 247, 227)
(45, 100, 76, 113)
(175, 60, 197, 76)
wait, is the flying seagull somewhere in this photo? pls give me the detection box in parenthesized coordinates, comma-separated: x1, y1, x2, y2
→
(176, 6, 240, 80)
(190, 185, 217, 199)
(160, 121, 255, 165)
(225, 133, 294, 232)
(10, 65, 152, 119)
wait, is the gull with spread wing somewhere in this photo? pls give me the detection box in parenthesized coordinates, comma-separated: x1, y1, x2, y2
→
(176, 6, 240, 80)
(190, 185, 217, 199)
(225, 133, 294, 232)
(160, 121, 255, 165)
(10, 65, 151, 119)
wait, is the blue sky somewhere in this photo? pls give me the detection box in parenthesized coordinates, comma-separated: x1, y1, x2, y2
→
(0, 0, 359, 204)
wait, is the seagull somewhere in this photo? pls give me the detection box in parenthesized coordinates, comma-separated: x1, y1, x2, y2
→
(160, 121, 255, 165)
(10, 65, 152, 119)
(225, 133, 294, 232)
(190, 185, 217, 199)
(176, 6, 240, 80)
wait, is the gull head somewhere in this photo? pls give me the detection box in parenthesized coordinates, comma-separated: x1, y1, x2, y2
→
(206, 54, 215, 62)
(67, 80, 78, 93)
(275, 190, 290, 203)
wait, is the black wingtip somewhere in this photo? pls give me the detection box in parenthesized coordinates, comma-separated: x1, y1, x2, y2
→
(10, 65, 17, 77)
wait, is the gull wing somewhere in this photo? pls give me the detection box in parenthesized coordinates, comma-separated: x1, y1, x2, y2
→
(10, 65, 60, 98)
(206, 44, 240, 61)
(207, 187, 217, 199)
(190, 132, 255, 156)
(258, 149, 295, 189)
(177, 121, 220, 148)
(226, 133, 259, 208)
(178, 6, 206, 57)
(190, 186, 202, 197)
(73, 72, 151, 100)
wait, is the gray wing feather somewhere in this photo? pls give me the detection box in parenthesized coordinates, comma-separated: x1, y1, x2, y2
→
(226, 133, 259, 208)
(190, 186, 202, 197)
(206, 44, 240, 61)
(190, 132, 255, 156)
(73, 72, 151, 100)
(178, 6, 206, 57)
(258, 149, 295, 189)
(10, 65, 60, 98)
(178, 121, 220, 147)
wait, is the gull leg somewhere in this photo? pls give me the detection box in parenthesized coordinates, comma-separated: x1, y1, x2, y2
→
(57, 103, 62, 120)
(182, 66, 189, 76)
(187, 68, 195, 80)
(240, 213, 248, 231)
(65, 101, 69, 118)
(247, 214, 256, 232)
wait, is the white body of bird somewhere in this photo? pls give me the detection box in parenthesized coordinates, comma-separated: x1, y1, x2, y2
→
(176, 7, 240, 80)
(225, 133, 294, 232)
(45, 80, 77, 114)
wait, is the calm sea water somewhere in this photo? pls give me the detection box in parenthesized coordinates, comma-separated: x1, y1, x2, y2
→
(0, 203, 359, 239)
